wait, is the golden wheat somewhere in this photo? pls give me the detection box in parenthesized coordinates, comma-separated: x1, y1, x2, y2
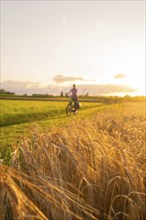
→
(0, 102, 146, 220)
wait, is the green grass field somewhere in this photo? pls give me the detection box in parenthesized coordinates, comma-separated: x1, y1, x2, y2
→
(0, 99, 104, 158)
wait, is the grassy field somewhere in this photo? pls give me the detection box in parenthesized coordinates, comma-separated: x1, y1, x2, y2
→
(0, 100, 145, 220)
(0, 99, 102, 157)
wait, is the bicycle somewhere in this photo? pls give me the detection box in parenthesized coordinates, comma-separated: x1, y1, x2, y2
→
(66, 99, 80, 116)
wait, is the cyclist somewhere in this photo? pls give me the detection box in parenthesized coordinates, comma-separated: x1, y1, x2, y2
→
(68, 84, 78, 110)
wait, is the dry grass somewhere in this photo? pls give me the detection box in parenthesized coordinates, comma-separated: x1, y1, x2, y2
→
(0, 102, 146, 220)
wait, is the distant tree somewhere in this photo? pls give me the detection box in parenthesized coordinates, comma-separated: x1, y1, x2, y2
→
(0, 89, 6, 94)
(124, 94, 131, 98)
(65, 92, 68, 97)
(85, 93, 89, 97)
(0, 88, 15, 95)
(60, 91, 64, 97)
(124, 95, 131, 101)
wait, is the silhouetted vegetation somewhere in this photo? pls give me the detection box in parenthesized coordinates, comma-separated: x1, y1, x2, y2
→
(0, 88, 15, 95)
(0, 90, 145, 104)
(32, 93, 54, 98)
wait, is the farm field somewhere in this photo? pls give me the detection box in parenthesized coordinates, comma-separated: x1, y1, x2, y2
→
(0, 100, 146, 220)
(0, 99, 103, 158)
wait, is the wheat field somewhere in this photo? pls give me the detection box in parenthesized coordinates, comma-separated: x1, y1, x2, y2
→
(0, 102, 146, 220)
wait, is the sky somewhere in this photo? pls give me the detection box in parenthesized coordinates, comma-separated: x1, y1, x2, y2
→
(1, 0, 145, 96)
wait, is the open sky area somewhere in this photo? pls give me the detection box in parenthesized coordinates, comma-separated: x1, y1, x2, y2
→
(1, 0, 145, 96)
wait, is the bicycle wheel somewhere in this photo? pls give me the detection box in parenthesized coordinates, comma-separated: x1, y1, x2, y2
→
(66, 104, 75, 116)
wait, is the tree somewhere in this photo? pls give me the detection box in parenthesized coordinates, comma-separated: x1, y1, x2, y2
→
(60, 91, 64, 97)
(0, 88, 15, 95)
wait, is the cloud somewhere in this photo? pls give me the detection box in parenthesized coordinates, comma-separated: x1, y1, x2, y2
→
(1, 80, 138, 96)
(1, 81, 40, 94)
(53, 74, 86, 83)
(0, 80, 60, 95)
(114, 73, 127, 79)
(78, 84, 137, 96)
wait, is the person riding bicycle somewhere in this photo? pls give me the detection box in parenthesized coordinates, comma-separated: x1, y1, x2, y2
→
(68, 84, 79, 110)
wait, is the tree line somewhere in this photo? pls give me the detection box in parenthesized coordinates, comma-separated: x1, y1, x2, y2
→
(0, 89, 15, 95)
